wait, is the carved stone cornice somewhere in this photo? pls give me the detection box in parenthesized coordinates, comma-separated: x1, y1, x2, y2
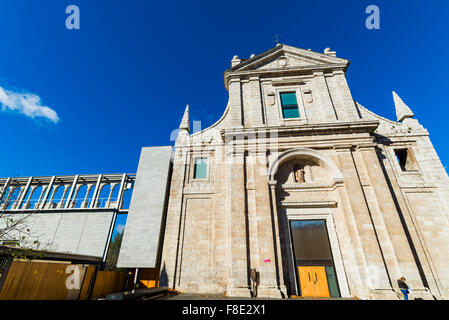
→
(225, 65, 347, 89)
(333, 144, 354, 152)
(222, 121, 380, 141)
(356, 143, 378, 151)
(279, 201, 338, 208)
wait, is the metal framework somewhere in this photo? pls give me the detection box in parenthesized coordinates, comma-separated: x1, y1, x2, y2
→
(0, 174, 135, 212)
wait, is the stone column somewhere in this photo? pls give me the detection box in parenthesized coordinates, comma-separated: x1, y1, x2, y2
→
(106, 183, 118, 208)
(333, 70, 360, 121)
(0, 178, 10, 200)
(249, 76, 264, 127)
(334, 145, 396, 299)
(228, 78, 244, 128)
(89, 175, 103, 208)
(70, 184, 82, 208)
(226, 149, 251, 297)
(46, 185, 59, 209)
(251, 151, 284, 297)
(82, 184, 94, 208)
(64, 175, 79, 209)
(58, 185, 70, 208)
(36, 185, 47, 209)
(23, 186, 37, 209)
(357, 144, 427, 293)
(160, 147, 189, 289)
(378, 144, 441, 298)
(16, 177, 32, 210)
(313, 72, 338, 123)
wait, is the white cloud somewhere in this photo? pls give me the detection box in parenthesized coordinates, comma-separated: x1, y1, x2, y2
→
(116, 224, 125, 234)
(0, 86, 59, 123)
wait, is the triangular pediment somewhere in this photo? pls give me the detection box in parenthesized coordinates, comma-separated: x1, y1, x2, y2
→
(226, 44, 349, 73)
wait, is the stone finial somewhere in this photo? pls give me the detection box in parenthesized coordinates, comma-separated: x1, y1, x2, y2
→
(393, 91, 414, 122)
(324, 47, 336, 57)
(179, 104, 190, 133)
(250, 54, 256, 59)
(231, 55, 241, 67)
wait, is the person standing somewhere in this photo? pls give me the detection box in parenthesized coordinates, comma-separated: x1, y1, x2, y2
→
(397, 277, 410, 300)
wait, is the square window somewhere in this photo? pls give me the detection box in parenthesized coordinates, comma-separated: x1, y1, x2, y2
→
(280, 92, 300, 119)
(394, 148, 418, 172)
(193, 158, 208, 180)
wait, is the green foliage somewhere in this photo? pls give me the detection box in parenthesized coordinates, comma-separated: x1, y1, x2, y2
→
(104, 232, 124, 271)
(0, 245, 46, 261)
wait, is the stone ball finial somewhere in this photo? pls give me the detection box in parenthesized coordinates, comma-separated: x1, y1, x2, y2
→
(231, 55, 241, 67)
(250, 54, 255, 59)
(324, 47, 331, 53)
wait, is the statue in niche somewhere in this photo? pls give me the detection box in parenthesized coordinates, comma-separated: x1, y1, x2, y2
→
(294, 166, 306, 183)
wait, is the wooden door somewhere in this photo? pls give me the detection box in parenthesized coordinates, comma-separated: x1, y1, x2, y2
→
(310, 266, 330, 297)
(298, 266, 330, 298)
(298, 267, 314, 297)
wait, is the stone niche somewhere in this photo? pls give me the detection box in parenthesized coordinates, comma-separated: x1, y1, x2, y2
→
(275, 156, 332, 186)
(274, 154, 335, 204)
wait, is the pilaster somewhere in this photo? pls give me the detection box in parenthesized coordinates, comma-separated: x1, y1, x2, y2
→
(249, 76, 264, 127)
(228, 78, 244, 128)
(313, 72, 337, 123)
(226, 149, 251, 297)
(334, 145, 393, 295)
(249, 150, 284, 298)
(356, 143, 427, 292)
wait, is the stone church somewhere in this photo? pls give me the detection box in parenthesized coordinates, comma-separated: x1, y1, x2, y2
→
(2, 43, 449, 300)
(156, 43, 449, 300)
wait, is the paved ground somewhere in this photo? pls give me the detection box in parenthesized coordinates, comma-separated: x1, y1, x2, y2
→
(156, 292, 357, 300)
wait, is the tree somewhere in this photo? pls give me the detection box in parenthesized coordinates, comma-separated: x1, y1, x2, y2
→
(0, 179, 44, 259)
(104, 231, 124, 271)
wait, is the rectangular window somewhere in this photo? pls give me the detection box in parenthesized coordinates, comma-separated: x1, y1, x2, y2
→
(394, 148, 418, 172)
(193, 158, 208, 180)
(280, 92, 300, 119)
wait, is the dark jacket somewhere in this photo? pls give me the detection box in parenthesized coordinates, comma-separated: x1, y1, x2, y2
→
(397, 279, 409, 290)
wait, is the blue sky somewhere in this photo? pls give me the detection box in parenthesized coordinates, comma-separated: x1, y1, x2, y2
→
(0, 1, 448, 176)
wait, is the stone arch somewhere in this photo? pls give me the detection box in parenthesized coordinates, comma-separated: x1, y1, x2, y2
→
(268, 148, 343, 184)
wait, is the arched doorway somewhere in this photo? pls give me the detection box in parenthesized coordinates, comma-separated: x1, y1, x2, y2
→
(268, 148, 350, 298)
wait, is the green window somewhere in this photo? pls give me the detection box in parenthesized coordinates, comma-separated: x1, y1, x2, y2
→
(280, 92, 300, 119)
(193, 158, 208, 179)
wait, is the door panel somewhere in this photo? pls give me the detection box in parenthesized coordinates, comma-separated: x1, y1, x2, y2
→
(311, 266, 330, 298)
(298, 267, 315, 297)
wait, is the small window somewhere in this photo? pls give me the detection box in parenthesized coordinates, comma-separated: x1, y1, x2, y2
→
(280, 92, 300, 119)
(193, 158, 208, 180)
(394, 148, 418, 172)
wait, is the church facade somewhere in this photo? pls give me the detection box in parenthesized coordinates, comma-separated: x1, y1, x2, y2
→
(158, 44, 449, 300)
(2, 43, 449, 300)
